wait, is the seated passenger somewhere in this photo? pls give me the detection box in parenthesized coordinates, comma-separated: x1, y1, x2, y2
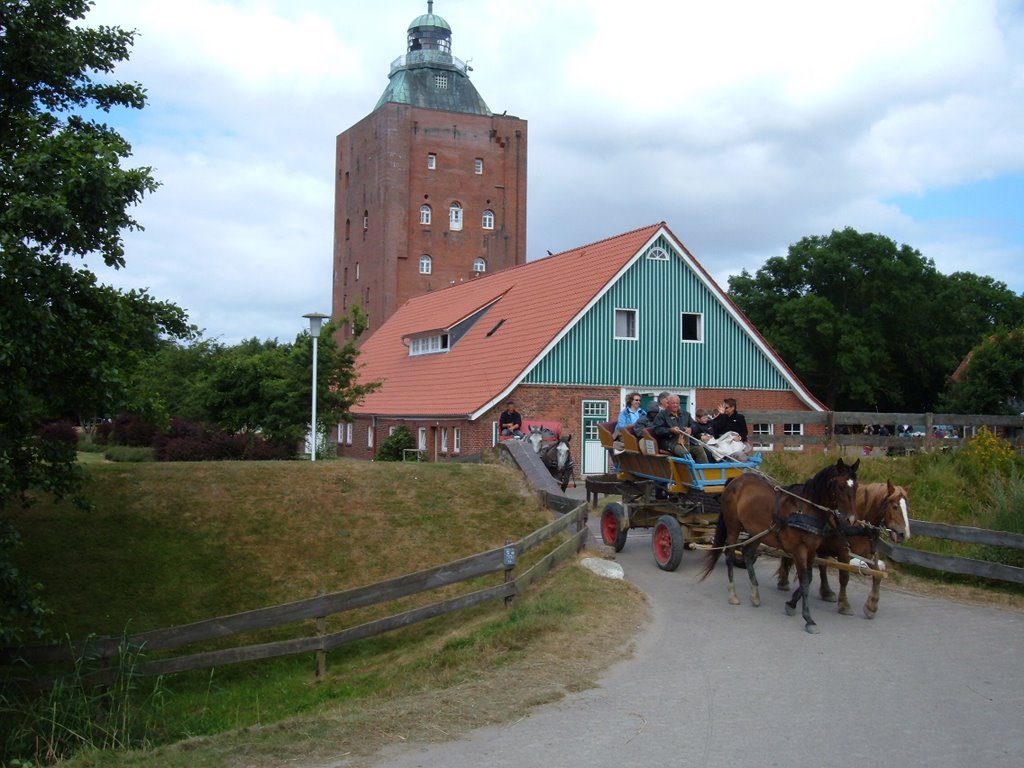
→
(651, 395, 710, 463)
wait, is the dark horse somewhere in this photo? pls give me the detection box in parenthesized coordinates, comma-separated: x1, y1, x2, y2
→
(539, 433, 575, 492)
(699, 459, 860, 634)
(776, 480, 910, 619)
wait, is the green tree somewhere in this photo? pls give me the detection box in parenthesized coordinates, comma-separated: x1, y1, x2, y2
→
(1, 0, 194, 641)
(940, 329, 1024, 415)
(728, 228, 1024, 411)
(129, 318, 379, 452)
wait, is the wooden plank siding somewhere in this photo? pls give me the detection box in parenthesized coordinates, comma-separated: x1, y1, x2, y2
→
(523, 237, 791, 391)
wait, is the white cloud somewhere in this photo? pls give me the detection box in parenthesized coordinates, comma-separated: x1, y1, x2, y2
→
(82, 0, 1024, 343)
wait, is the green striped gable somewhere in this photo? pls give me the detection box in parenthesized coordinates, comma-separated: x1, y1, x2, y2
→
(523, 235, 791, 389)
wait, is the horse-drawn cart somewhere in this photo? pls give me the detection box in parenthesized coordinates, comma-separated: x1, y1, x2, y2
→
(592, 421, 763, 571)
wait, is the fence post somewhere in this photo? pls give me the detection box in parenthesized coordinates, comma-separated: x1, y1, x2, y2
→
(503, 537, 517, 609)
(575, 505, 587, 552)
(315, 590, 326, 679)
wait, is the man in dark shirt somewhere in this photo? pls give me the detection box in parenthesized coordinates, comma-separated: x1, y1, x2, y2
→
(499, 400, 524, 438)
(651, 395, 709, 462)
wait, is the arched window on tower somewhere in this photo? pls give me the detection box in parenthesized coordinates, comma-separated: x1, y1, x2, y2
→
(473, 257, 486, 273)
(481, 210, 494, 230)
(420, 205, 431, 225)
(449, 202, 462, 231)
(419, 255, 432, 274)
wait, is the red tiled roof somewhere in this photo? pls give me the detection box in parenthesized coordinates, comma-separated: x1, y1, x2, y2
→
(352, 223, 664, 417)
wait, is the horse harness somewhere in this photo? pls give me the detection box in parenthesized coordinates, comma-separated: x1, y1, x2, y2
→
(771, 483, 844, 536)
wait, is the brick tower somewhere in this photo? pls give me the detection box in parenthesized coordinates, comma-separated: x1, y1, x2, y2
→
(332, 2, 528, 341)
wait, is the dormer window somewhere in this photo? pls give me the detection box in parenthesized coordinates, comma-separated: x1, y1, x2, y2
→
(409, 333, 449, 356)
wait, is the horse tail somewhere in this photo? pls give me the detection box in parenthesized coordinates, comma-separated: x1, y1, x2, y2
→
(698, 513, 726, 581)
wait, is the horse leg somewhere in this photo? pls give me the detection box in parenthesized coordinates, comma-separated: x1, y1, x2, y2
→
(818, 563, 837, 603)
(784, 550, 819, 633)
(836, 568, 852, 615)
(743, 543, 761, 607)
(864, 572, 881, 619)
(726, 549, 740, 605)
(776, 556, 792, 591)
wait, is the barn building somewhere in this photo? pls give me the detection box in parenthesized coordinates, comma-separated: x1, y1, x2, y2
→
(332, 3, 528, 342)
(336, 222, 825, 472)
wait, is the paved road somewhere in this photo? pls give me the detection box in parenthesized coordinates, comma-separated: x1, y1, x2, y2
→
(355, 515, 1024, 768)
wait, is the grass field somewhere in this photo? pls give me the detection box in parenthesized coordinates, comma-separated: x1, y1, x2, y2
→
(1, 448, 1021, 766)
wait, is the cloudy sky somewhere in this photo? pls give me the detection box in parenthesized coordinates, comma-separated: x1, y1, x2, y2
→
(83, 0, 1024, 344)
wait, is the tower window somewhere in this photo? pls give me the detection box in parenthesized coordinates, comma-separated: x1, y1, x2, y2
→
(427, 153, 436, 170)
(434, 73, 448, 89)
(474, 158, 483, 174)
(420, 204, 431, 225)
(473, 257, 486, 273)
(362, 211, 368, 230)
(355, 263, 360, 281)
(419, 255, 432, 274)
(449, 202, 463, 231)
(482, 210, 494, 230)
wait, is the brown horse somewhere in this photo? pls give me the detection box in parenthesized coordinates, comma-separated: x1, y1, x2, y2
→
(699, 459, 860, 634)
(776, 481, 911, 619)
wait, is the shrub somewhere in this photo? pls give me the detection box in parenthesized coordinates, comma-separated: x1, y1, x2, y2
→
(36, 421, 79, 465)
(111, 413, 157, 447)
(376, 426, 415, 461)
(956, 426, 1016, 485)
(151, 419, 291, 461)
(103, 446, 155, 463)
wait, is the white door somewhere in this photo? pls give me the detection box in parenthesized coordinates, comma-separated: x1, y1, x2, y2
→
(581, 400, 609, 474)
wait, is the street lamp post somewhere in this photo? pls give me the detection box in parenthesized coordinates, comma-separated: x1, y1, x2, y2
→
(303, 312, 330, 461)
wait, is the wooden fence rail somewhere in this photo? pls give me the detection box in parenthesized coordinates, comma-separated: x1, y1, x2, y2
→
(880, 519, 1024, 586)
(743, 411, 1024, 453)
(2, 500, 589, 683)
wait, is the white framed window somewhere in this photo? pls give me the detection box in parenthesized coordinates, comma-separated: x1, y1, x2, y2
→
(783, 423, 804, 452)
(367, 426, 374, 448)
(647, 246, 669, 260)
(336, 423, 343, 443)
(427, 153, 437, 170)
(680, 312, 703, 343)
(362, 211, 368, 230)
(482, 209, 494, 229)
(409, 334, 449, 356)
(473, 257, 486, 273)
(453, 428, 461, 454)
(751, 423, 773, 451)
(419, 254, 432, 274)
(434, 73, 448, 89)
(389, 426, 396, 436)
(474, 158, 483, 174)
(449, 202, 463, 231)
(345, 422, 353, 445)
(614, 308, 638, 340)
(418, 427, 427, 450)
(420, 205, 431, 225)
(355, 262, 360, 281)
(441, 427, 449, 453)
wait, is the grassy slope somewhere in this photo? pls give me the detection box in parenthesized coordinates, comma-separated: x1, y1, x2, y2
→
(3, 459, 648, 767)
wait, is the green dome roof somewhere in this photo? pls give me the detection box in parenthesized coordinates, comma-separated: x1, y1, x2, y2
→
(408, 13, 451, 33)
